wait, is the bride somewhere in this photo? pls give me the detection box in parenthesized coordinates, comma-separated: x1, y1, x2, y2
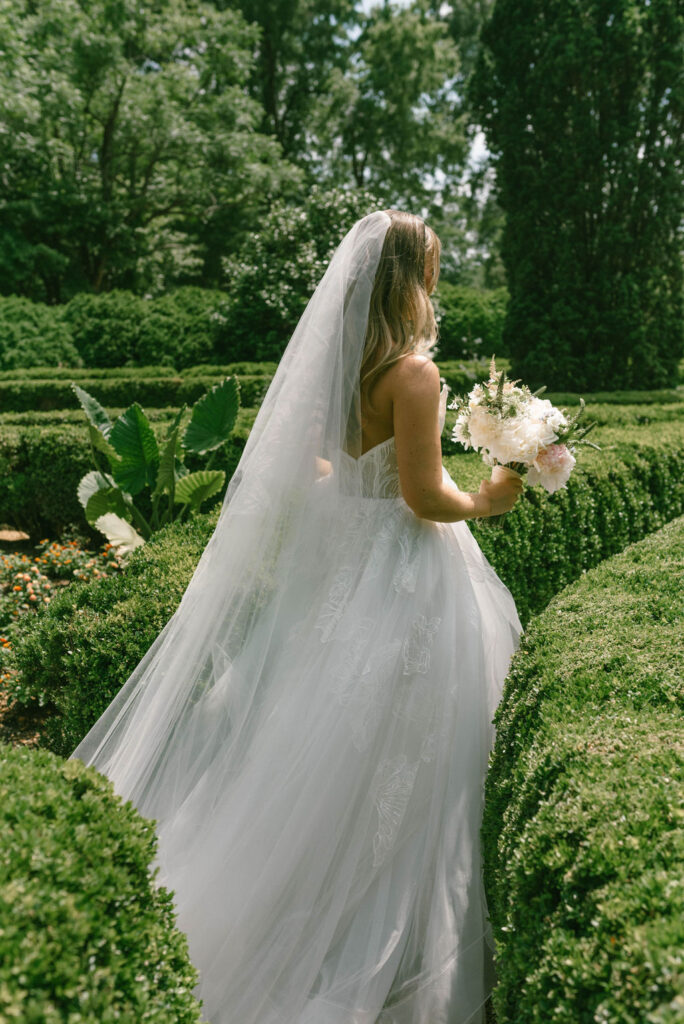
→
(69, 209, 523, 1024)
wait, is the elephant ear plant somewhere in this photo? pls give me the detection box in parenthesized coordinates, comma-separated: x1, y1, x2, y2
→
(72, 376, 240, 558)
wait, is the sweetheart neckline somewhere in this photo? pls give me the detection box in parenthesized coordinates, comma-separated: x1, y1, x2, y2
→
(340, 435, 395, 463)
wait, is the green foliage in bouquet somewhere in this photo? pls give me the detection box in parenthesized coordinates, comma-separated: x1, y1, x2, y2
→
(482, 517, 684, 1023)
(73, 376, 239, 554)
(0, 743, 203, 1023)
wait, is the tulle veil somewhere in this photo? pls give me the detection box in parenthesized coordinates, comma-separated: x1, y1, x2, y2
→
(69, 210, 394, 828)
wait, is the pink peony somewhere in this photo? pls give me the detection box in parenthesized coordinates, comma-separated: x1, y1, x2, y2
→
(527, 444, 576, 493)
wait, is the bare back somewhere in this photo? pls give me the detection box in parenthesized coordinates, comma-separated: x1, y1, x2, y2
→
(364, 354, 445, 514)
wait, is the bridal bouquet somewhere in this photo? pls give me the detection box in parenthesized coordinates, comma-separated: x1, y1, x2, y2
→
(449, 358, 599, 526)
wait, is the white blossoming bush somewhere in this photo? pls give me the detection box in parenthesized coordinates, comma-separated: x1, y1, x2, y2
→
(217, 186, 387, 362)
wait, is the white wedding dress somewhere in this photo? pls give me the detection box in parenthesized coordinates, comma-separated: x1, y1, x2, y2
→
(144, 387, 521, 1024)
(69, 213, 522, 1024)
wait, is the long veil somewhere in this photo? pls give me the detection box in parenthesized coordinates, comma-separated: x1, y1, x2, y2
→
(69, 209, 393, 820)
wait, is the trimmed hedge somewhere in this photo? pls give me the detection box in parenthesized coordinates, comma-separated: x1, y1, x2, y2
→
(0, 408, 257, 537)
(5, 421, 684, 756)
(0, 296, 82, 371)
(459, 422, 684, 621)
(482, 517, 684, 1024)
(0, 743, 203, 1022)
(0, 364, 173, 381)
(58, 287, 226, 369)
(0, 361, 277, 380)
(7, 512, 220, 754)
(433, 283, 509, 360)
(0, 372, 270, 413)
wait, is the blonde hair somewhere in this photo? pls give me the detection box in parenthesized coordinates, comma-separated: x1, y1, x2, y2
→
(360, 209, 441, 410)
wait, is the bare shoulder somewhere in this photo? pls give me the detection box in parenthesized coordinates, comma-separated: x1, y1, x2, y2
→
(384, 353, 441, 398)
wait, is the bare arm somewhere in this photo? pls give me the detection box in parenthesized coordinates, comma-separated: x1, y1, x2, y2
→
(390, 355, 523, 522)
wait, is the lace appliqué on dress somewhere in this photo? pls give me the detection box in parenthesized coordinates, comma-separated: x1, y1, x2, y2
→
(402, 614, 442, 675)
(370, 754, 420, 868)
(315, 565, 356, 642)
(331, 628, 403, 753)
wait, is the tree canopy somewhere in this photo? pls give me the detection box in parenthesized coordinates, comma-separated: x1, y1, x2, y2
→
(0, 0, 299, 301)
(471, 0, 684, 390)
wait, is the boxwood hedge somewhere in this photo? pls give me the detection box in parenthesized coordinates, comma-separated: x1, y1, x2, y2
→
(5, 421, 683, 756)
(482, 516, 684, 1024)
(0, 362, 275, 380)
(0, 361, 492, 413)
(0, 743, 204, 1023)
(449, 421, 684, 621)
(0, 372, 270, 413)
(7, 511, 219, 755)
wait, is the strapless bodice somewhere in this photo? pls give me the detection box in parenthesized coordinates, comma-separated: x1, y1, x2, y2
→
(336, 382, 449, 500)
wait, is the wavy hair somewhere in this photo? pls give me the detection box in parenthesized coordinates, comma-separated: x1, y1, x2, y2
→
(360, 209, 441, 409)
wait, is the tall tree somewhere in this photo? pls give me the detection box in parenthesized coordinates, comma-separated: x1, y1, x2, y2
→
(471, 0, 684, 391)
(0, 0, 298, 301)
(310, 1, 467, 213)
(216, 0, 357, 159)
(218, 1, 467, 213)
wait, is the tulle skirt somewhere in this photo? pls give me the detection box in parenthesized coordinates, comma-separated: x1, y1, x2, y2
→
(146, 478, 521, 1024)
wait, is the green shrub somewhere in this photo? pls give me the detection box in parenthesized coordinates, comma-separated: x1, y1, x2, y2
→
(133, 288, 225, 368)
(543, 389, 684, 406)
(482, 517, 684, 1024)
(7, 511, 219, 755)
(0, 409, 256, 538)
(0, 295, 81, 370)
(433, 283, 508, 360)
(456, 422, 684, 622)
(217, 185, 385, 362)
(26, 288, 226, 370)
(182, 361, 278, 377)
(0, 372, 269, 412)
(0, 743, 203, 1023)
(0, 363, 173, 381)
(59, 291, 148, 368)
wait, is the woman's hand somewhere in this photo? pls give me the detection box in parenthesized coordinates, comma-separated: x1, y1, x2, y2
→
(477, 471, 524, 517)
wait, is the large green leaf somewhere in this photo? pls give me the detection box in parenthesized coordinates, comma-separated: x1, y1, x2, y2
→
(152, 424, 180, 500)
(174, 470, 225, 510)
(77, 470, 117, 511)
(183, 376, 240, 455)
(109, 402, 160, 495)
(71, 383, 113, 438)
(87, 422, 121, 468)
(84, 486, 131, 527)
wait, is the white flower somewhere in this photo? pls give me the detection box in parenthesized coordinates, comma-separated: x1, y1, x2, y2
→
(527, 444, 576, 493)
(467, 404, 558, 466)
(528, 396, 568, 437)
